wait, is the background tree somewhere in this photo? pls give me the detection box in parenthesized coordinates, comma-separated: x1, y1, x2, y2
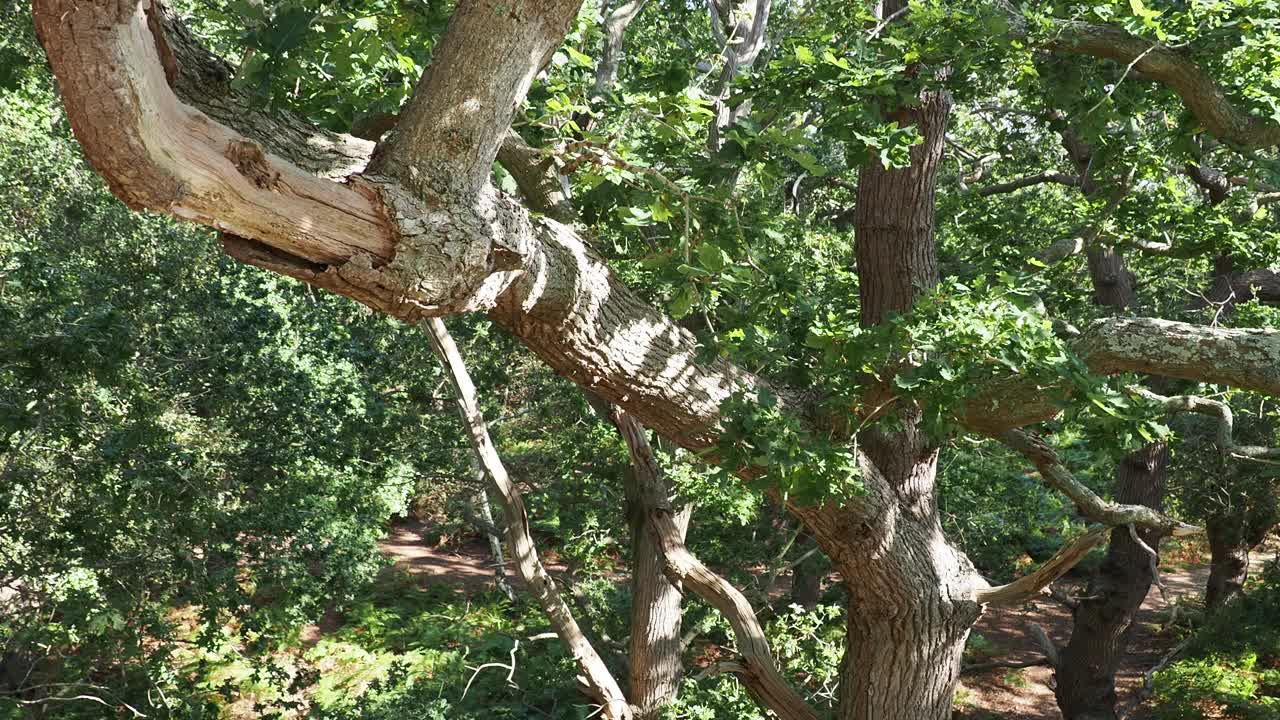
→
(12, 0, 1280, 718)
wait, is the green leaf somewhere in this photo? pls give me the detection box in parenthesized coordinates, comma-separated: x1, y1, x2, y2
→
(794, 45, 816, 64)
(260, 5, 316, 55)
(696, 242, 726, 273)
(566, 46, 594, 67)
(669, 286, 698, 318)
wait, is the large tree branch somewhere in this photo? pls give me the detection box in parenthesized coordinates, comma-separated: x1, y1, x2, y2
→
(36, 0, 777, 454)
(372, 0, 585, 197)
(32, 0, 391, 266)
(963, 318, 1280, 435)
(1193, 269, 1280, 308)
(36, 2, 1280, 481)
(1001, 3, 1280, 149)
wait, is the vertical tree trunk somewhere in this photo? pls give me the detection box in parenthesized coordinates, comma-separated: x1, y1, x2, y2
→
(1204, 512, 1250, 613)
(1051, 119, 1171, 719)
(789, 533, 825, 609)
(825, 455, 983, 720)
(1056, 443, 1169, 720)
(622, 467, 691, 719)
(818, 75, 983, 720)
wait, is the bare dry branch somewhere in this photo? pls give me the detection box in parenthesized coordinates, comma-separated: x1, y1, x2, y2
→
(976, 526, 1110, 605)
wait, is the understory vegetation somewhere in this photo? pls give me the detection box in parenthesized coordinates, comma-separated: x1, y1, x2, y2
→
(5, 0, 1280, 718)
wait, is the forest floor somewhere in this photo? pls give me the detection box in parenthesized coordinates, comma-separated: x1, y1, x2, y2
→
(959, 559, 1205, 720)
(373, 520, 1278, 720)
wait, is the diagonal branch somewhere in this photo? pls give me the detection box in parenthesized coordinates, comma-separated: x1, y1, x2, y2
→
(963, 317, 1280, 435)
(424, 317, 632, 719)
(975, 526, 1110, 605)
(608, 407, 820, 720)
(34, 1, 1280, 483)
(373, 0, 585, 196)
(999, 429, 1200, 535)
(999, 2, 1280, 149)
(37, 0, 778, 454)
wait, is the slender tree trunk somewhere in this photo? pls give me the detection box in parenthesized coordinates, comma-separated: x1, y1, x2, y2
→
(1205, 513, 1250, 613)
(1056, 443, 1169, 720)
(622, 467, 691, 719)
(468, 461, 516, 601)
(424, 318, 632, 719)
(789, 533, 825, 609)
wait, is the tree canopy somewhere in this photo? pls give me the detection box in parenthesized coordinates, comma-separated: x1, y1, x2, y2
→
(8, 0, 1280, 718)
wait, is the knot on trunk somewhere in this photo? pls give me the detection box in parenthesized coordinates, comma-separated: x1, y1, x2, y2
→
(350, 176, 530, 316)
(225, 140, 280, 190)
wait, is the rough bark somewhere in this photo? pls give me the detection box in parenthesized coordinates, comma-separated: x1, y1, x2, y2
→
(32, 0, 1280, 458)
(805, 453, 983, 720)
(423, 317, 631, 719)
(1085, 246, 1136, 309)
(854, 90, 949, 327)
(1056, 443, 1170, 720)
(369, 0, 584, 197)
(1204, 513, 1251, 613)
(809, 82, 985, 720)
(621, 465, 690, 720)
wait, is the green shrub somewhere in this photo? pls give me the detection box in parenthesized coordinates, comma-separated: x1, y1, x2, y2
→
(1153, 563, 1280, 719)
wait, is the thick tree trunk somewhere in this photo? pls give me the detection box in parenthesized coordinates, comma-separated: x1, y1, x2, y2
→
(807, 82, 983, 720)
(814, 451, 982, 720)
(1205, 513, 1250, 613)
(1056, 443, 1169, 720)
(622, 466, 690, 719)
